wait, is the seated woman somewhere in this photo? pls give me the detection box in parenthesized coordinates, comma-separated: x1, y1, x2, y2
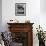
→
(0, 32, 5, 46)
(1, 31, 12, 46)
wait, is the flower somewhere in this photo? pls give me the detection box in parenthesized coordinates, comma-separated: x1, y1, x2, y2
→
(36, 25, 45, 41)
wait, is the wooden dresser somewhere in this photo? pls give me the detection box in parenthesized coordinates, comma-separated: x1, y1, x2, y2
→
(7, 23, 34, 46)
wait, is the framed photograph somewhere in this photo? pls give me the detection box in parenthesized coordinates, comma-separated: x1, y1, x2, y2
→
(15, 3, 26, 16)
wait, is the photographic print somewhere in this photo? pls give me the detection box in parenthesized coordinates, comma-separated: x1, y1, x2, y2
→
(15, 3, 26, 16)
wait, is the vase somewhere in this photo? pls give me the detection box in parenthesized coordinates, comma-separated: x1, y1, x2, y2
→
(39, 40, 45, 46)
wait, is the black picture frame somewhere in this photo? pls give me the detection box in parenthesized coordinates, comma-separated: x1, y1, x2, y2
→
(15, 3, 26, 16)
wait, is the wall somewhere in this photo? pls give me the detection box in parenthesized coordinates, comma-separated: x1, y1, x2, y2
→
(0, 0, 2, 32)
(2, 0, 46, 46)
(40, 0, 46, 13)
(2, 0, 40, 30)
(40, 0, 46, 31)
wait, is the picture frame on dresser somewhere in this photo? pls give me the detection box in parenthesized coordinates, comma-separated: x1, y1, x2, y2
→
(15, 3, 26, 16)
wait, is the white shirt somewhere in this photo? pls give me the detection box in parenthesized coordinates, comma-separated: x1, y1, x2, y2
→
(0, 44, 2, 46)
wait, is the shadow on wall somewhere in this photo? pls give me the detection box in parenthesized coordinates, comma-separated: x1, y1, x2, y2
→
(40, 0, 46, 14)
(0, 0, 2, 32)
